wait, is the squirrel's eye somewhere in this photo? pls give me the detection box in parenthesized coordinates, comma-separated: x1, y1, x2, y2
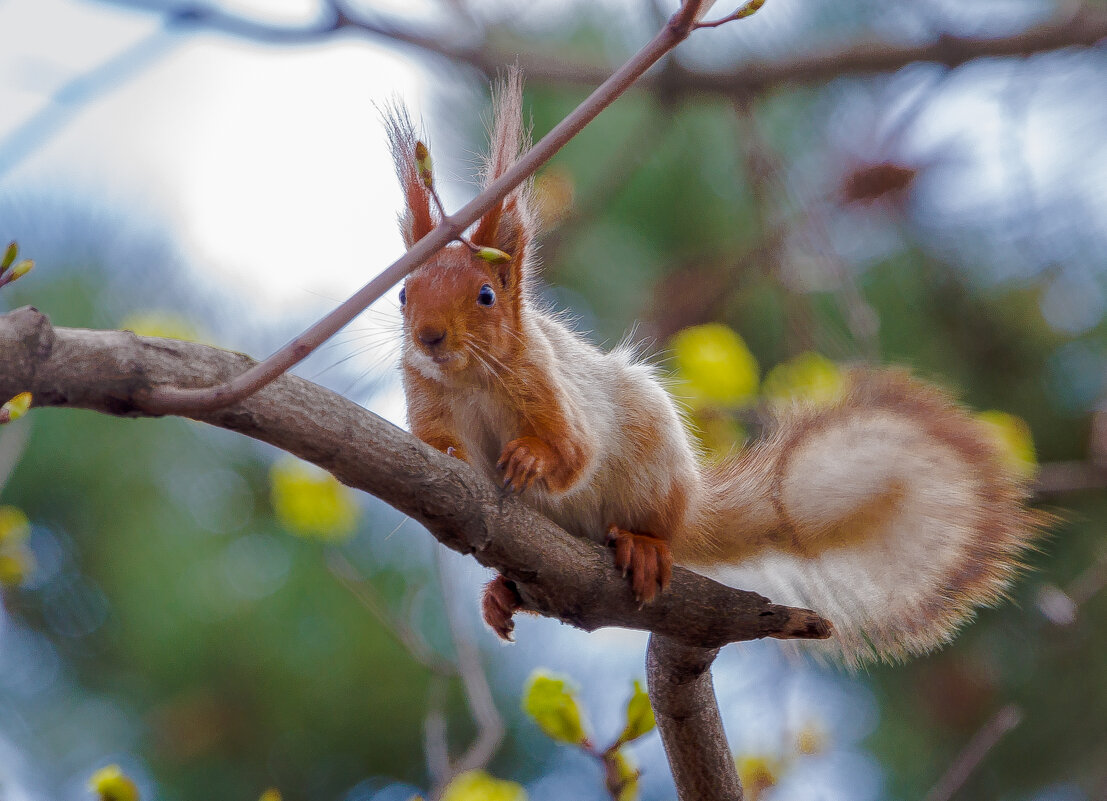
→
(477, 284, 496, 307)
(398, 287, 406, 306)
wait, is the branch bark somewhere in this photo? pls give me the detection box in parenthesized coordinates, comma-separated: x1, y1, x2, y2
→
(0, 306, 830, 650)
(647, 635, 742, 801)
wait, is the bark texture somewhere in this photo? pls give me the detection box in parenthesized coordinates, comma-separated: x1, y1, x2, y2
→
(647, 634, 743, 801)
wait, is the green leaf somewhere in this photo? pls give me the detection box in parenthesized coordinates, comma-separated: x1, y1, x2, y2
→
(521, 670, 588, 744)
(761, 351, 844, 410)
(475, 246, 512, 265)
(0, 241, 16, 273)
(617, 680, 655, 745)
(610, 750, 640, 801)
(87, 765, 140, 801)
(735, 0, 767, 19)
(440, 770, 526, 801)
(976, 410, 1037, 477)
(415, 141, 434, 188)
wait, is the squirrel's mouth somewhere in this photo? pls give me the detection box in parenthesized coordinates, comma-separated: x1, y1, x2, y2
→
(417, 348, 468, 374)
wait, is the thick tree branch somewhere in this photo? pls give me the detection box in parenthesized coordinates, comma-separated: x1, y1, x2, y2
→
(647, 635, 742, 801)
(0, 306, 831, 649)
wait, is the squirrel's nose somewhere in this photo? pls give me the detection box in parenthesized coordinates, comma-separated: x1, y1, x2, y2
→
(417, 327, 447, 348)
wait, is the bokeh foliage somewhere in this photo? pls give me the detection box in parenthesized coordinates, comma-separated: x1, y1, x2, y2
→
(3, 2, 1107, 799)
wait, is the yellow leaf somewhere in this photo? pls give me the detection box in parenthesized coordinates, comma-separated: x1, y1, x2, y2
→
(0, 506, 30, 545)
(120, 311, 202, 343)
(671, 324, 759, 408)
(415, 141, 434, 188)
(976, 410, 1037, 477)
(0, 548, 34, 587)
(761, 352, 844, 410)
(475, 246, 512, 265)
(270, 456, 359, 541)
(1, 392, 32, 423)
(794, 721, 827, 755)
(88, 765, 140, 801)
(521, 670, 588, 745)
(610, 749, 640, 801)
(735, 0, 767, 19)
(735, 754, 780, 801)
(9, 259, 33, 280)
(258, 790, 282, 801)
(1, 241, 16, 272)
(687, 410, 746, 458)
(617, 680, 655, 745)
(440, 770, 527, 801)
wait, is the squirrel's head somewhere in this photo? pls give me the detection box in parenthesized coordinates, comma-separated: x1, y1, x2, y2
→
(398, 241, 527, 382)
(386, 68, 536, 384)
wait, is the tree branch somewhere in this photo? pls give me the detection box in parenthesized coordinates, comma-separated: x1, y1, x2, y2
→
(647, 635, 743, 801)
(0, 306, 831, 649)
(96, 0, 1107, 97)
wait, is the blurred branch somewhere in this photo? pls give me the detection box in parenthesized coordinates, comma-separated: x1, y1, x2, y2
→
(432, 550, 506, 793)
(94, 0, 1107, 96)
(0, 306, 831, 650)
(326, 550, 457, 676)
(923, 704, 1023, 801)
(328, 548, 507, 789)
(0, 24, 178, 181)
(0, 418, 30, 493)
(1033, 460, 1107, 498)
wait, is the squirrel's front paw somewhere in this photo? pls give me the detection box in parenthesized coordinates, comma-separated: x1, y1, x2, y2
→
(607, 526, 673, 604)
(481, 574, 523, 641)
(497, 436, 555, 493)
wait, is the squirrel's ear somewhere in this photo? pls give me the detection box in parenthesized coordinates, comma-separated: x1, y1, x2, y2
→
(384, 103, 437, 249)
(471, 67, 536, 288)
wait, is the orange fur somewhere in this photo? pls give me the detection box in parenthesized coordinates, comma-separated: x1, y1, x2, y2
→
(386, 72, 1043, 664)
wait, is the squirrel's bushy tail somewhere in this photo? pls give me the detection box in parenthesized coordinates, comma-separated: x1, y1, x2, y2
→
(686, 370, 1043, 667)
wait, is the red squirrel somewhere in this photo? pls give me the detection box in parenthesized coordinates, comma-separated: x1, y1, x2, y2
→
(386, 71, 1041, 666)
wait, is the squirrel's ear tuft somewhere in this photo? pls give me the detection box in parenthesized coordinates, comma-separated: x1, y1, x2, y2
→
(384, 103, 438, 249)
(471, 66, 537, 288)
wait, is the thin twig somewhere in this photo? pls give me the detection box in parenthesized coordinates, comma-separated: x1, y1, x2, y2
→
(923, 704, 1023, 801)
(325, 550, 456, 676)
(431, 551, 506, 795)
(0, 418, 31, 493)
(424, 676, 452, 786)
(133, 0, 720, 415)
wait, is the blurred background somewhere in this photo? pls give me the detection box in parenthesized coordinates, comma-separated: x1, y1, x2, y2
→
(1, 0, 1106, 799)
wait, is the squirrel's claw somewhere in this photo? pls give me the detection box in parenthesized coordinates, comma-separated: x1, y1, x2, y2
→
(497, 437, 549, 494)
(608, 525, 672, 604)
(481, 574, 523, 641)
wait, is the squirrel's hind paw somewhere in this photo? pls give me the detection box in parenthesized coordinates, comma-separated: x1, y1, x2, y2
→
(481, 574, 523, 641)
(607, 526, 672, 604)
